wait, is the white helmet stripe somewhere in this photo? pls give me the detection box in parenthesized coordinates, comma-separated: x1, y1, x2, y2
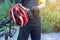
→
(19, 16, 24, 27)
(20, 7, 27, 19)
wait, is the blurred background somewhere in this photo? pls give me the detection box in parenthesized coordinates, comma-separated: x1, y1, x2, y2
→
(0, 0, 14, 21)
(41, 0, 60, 33)
(41, 0, 60, 40)
(0, 0, 60, 40)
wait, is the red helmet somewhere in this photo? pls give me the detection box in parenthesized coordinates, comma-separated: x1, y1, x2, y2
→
(9, 4, 28, 27)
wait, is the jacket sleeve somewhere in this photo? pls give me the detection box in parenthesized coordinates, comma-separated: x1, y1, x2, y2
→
(15, 0, 22, 4)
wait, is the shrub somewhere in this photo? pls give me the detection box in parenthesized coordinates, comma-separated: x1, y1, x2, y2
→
(0, 0, 14, 21)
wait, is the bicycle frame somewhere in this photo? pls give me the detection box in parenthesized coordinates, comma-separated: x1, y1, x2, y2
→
(0, 19, 17, 40)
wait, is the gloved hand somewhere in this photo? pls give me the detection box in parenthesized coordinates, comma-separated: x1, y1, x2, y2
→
(16, 3, 29, 10)
(16, 3, 33, 19)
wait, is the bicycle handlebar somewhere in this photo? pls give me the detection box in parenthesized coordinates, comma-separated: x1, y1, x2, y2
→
(0, 19, 11, 30)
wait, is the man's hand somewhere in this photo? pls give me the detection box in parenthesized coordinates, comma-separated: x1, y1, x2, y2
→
(38, 2, 46, 9)
(16, 3, 29, 11)
(31, 3, 46, 10)
(31, 0, 46, 10)
(16, 3, 33, 18)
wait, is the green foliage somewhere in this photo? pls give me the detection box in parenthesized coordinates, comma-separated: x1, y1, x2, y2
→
(0, 0, 14, 21)
(41, 7, 60, 33)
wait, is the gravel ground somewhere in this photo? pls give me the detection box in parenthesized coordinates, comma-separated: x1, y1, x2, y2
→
(41, 33, 60, 40)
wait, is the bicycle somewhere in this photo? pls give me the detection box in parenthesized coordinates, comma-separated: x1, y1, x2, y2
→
(0, 19, 17, 40)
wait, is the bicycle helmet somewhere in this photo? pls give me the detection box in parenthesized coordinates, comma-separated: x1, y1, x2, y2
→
(9, 4, 28, 27)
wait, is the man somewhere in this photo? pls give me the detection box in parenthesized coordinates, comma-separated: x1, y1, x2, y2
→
(15, 0, 46, 40)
